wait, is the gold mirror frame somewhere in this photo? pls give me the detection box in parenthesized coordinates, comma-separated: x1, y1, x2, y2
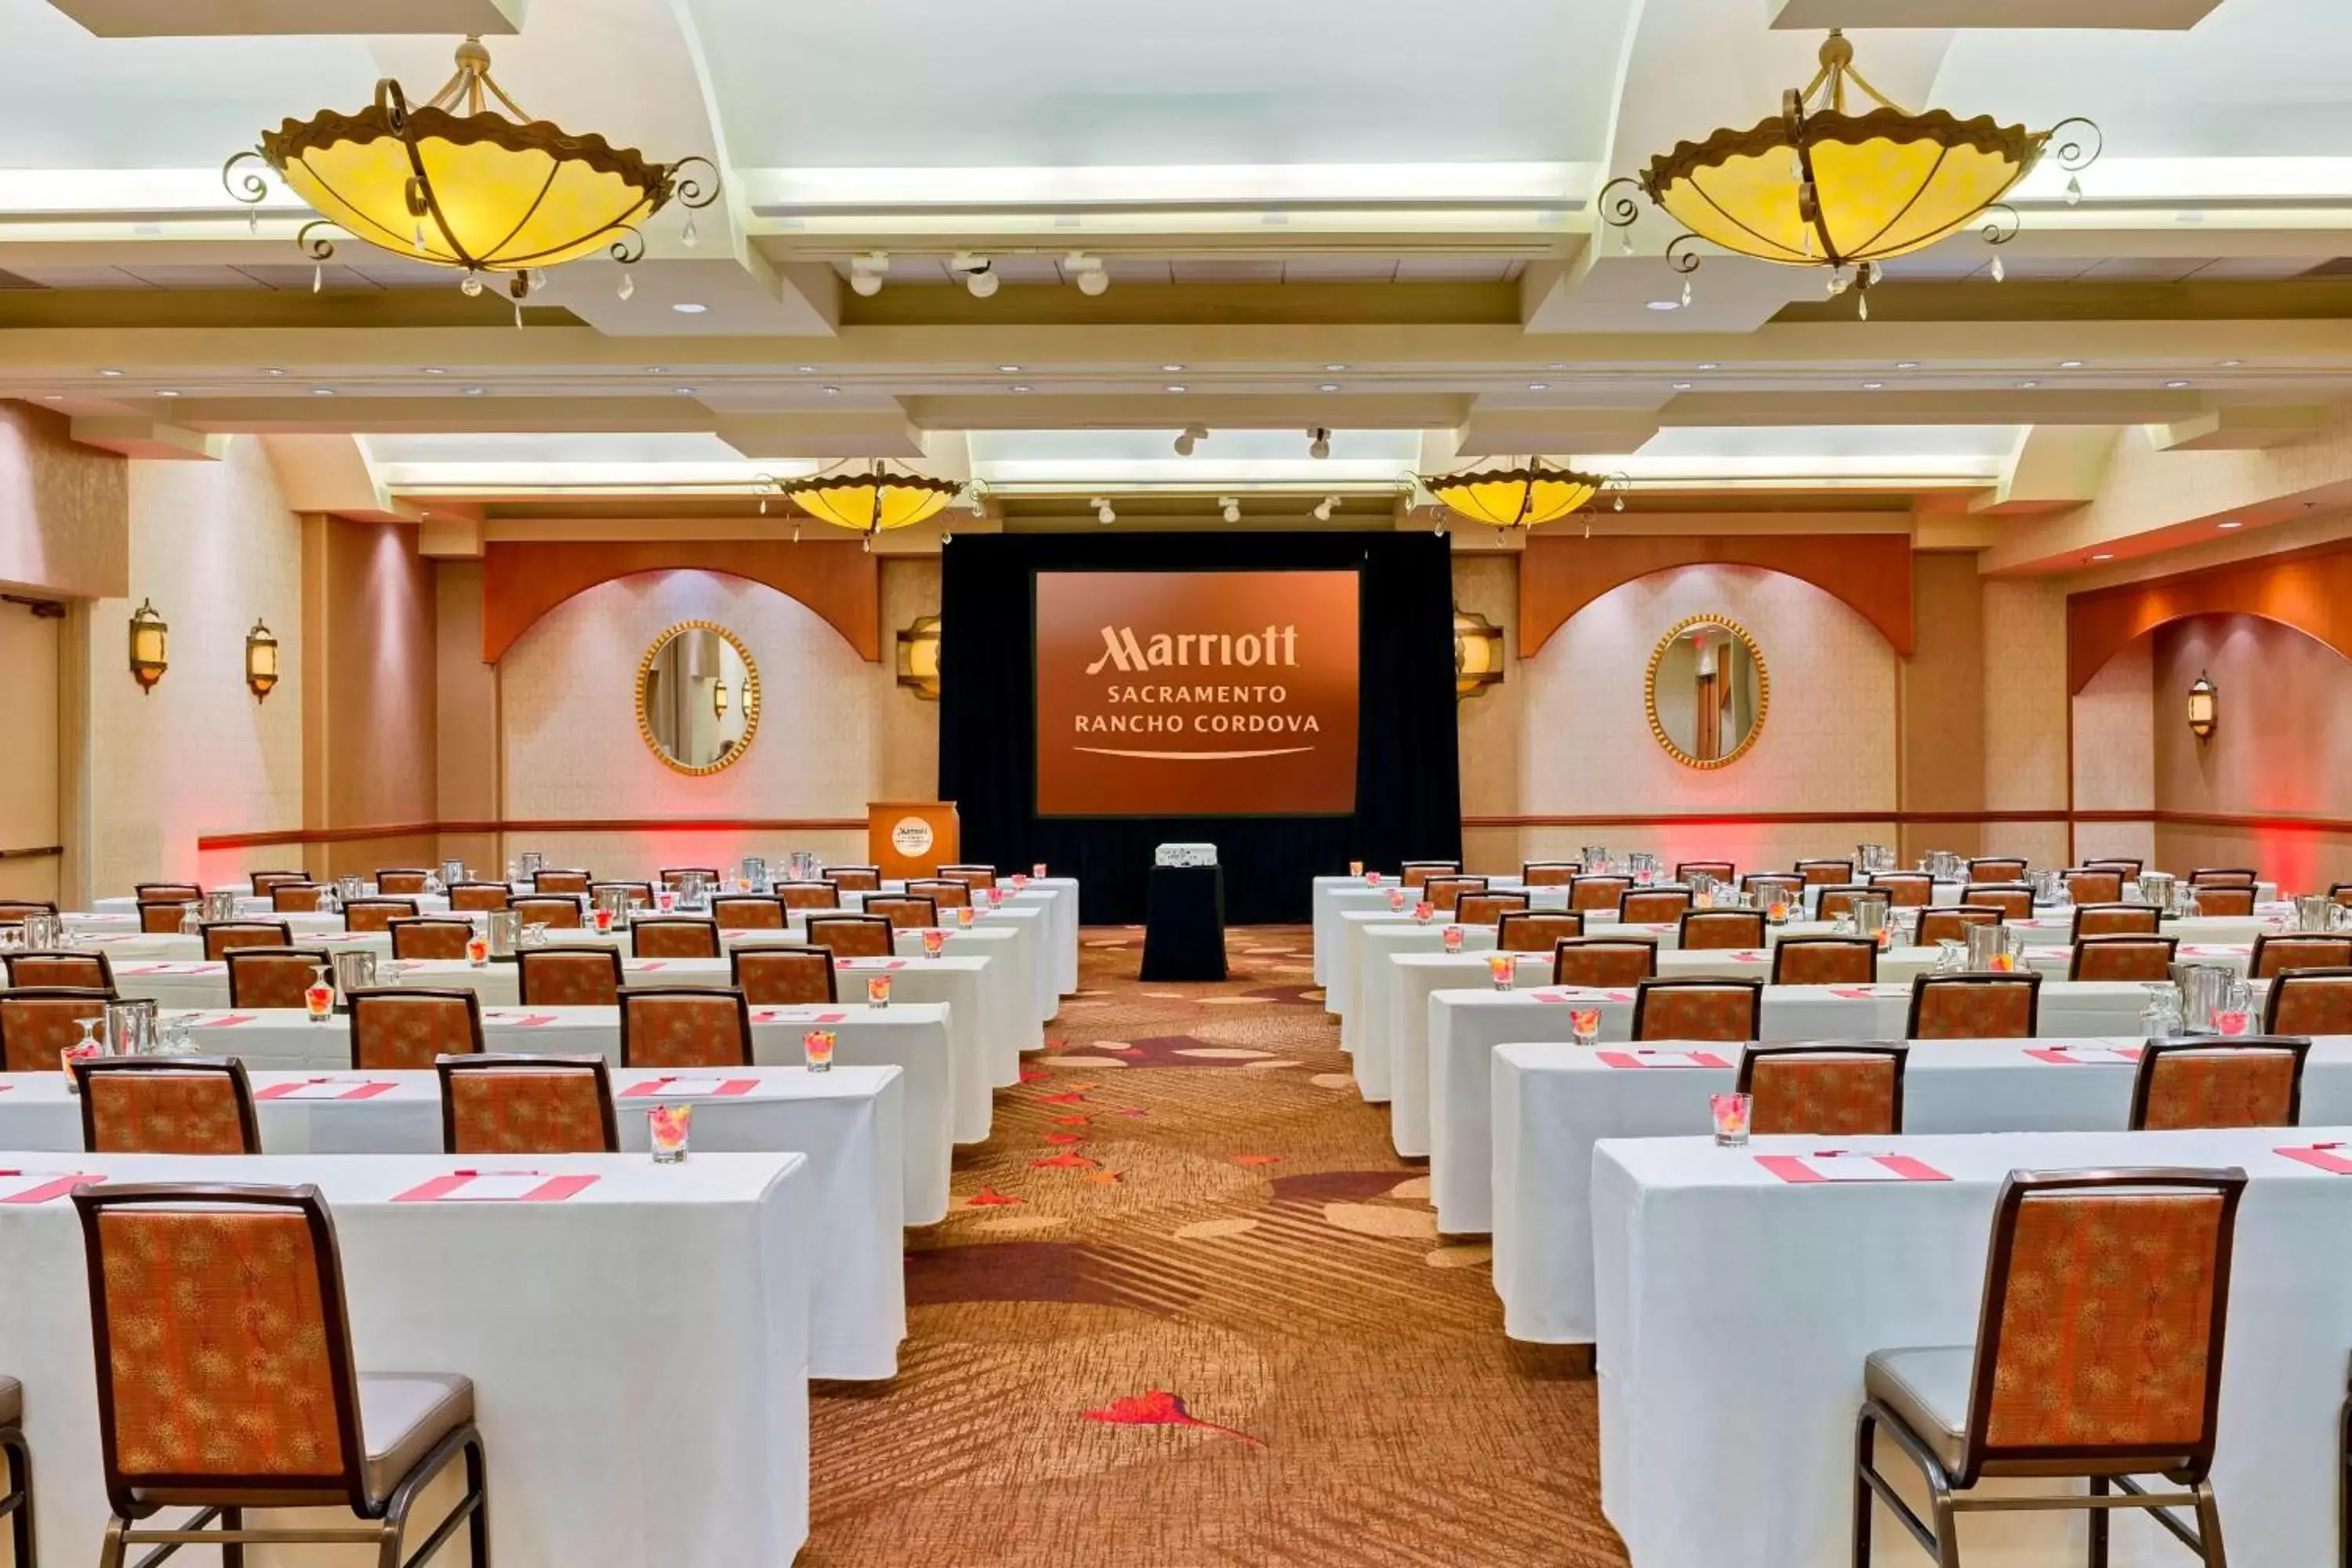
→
(636, 619, 762, 777)
(1644, 612, 1769, 771)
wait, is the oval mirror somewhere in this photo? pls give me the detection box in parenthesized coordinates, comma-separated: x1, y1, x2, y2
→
(637, 621, 760, 775)
(1645, 614, 1768, 769)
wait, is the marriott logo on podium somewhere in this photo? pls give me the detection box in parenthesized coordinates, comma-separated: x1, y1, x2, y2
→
(1085, 624, 1301, 674)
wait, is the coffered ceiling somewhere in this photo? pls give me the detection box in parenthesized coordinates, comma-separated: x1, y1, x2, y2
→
(5, 0, 2352, 573)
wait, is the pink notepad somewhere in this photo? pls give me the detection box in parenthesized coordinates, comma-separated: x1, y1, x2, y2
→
(752, 1009, 847, 1025)
(2027, 1046, 2143, 1065)
(0, 1171, 101, 1204)
(1756, 1153, 1950, 1184)
(837, 959, 908, 971)
(1830, 985, 1905, 1000)
(394, 1171, 600, 1203)
(255, 1079, 397, 1102)
(488, 1013, 558, 1029)
(1534, 989, 1637, 1004)
(1598, 1050, 1732, 1069)
(2275, 1144, 2352, 1176)
(196, 1014, 259, 1029)
(621, 1076, 758, 1098)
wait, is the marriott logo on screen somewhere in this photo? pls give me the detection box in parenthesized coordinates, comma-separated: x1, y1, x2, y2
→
(1084, 624, 1300, 674)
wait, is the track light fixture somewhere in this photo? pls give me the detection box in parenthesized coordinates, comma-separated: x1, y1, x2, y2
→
(951, 252, 999, 298)
(1067, 252, 1110, 296)
(1174, 425, 1209, 456)
(1220, 496, 1242, 523)
(1308, 427, 1332, 459)
(850, 252, 889, 296)
(1093, 497, 1116, 524)
(1312, 495, 1341, 522)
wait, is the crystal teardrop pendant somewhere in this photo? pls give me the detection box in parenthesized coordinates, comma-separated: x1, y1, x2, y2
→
(1991, 254, 2005, 283)
(313, 264, 323, 293)
(618, 271, 635, 301)
(2065, 175, 2082, 206)
(460, 271, 485, 297)
(1680, 276, 1692, 307)
(681, 216, 699, 249)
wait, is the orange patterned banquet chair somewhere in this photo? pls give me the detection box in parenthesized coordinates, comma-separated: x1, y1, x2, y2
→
(134, 882, 201, 905)
(1795, 858, 1854, 887)
(1496, 911, 1582, 953)
(1965, 857, 2029, 884)
(0, 902, 56, 935)
(1869, 873, 1934, 908)
(1421, 877, 1487, 914)
(938, 865, 997, 889)
(1679, 910, 1766, 951)
(74, 1058, 260, 1155)
(1519, 861, 1580, 887)
(532, 869, 593, 896)
(1915, 906, 2002, 946)
(136, 899, 194, 934)
(247, 870, 306, 897)
(224, 948, 333, 1011)
(2063, 869, 2125, 906)
(631, 918, 722, 960)
(866, 896, 938, 931)
(826, 866, 884, 894)
(4, 950, 115, 993)
(2332, 881, 2352, 909)
(2192, 885, 2256, 917)
(388, 918, 473, 962)
(0, 987, 111, 1073)
(510, 895, 584, 931)
(71, 1182, 490, 1567)
(2263, 967, 2352, 1036)
(517, 947, 624, 1007)
(590, 880, 656, 909)
(619, 986, 754, 1069)
(1853, 1168, 2245, 1568)
(439, 1055, 618, 1154)
(1771, 936, 1878, 985)
(347, 989, 485, 1072)
(731, 945, 839, 1006)
(1399, 862, 1460, 891)
(1961, 884, 2034, 921)
(2068, 935, 2178, 982)
(1620, 889, 1693, 924)
(1567, 875, 1632, 914)
(375, 868, 433, 895)
(1551, 938, 1657, 988)
(201, 920, 293, 960)
(2083, 857, 2143, 880)
(1907, 973, 2041, 1040)
(2249, 934, 2352, 979)
(1743, 873, 1804, 910)
(270, 884, 328, 913)
(1630, 978, 1763, 1043)
(659, 867, 724, 889)
(447, 882, 511, 913)
(1816, 885, 1874, 922)
(1454, 892, 1529, 927)
(807, 913, 896, 959)
(2071, 903, 2159, 940)
(907, 878, 972, 911)
(2129, 1037, 2308, 1131)
(1737, 1044, 1907, 1135)
(711, 895, 789, 930)
(343, 898, 417, 934)
(2190, 867, 2257, 887)
(776, 882, 838, 913)
(1675, 860, 1736, 887)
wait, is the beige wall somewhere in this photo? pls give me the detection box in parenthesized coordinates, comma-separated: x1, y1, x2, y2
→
(0, 606, 61, 902)
(306, 517, 439, 877)
(875, 555, 942, 801)
(2071, 633, 2156, 867)
(435, 561, 501, 876)
(1453, 553, 1523, 869)
(1979, 578, 2072, 869)
(1900, 552, 1987, 863)
(0, 401, 126, 601)
(2152, 613, 2352, 894)
(78, 437, 303, 897)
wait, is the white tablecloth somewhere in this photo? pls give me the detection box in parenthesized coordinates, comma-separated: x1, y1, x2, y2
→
(1496, 1035, 2352, 1347)
(1425, 979, 2165, 1235)
(1593, 1126, 2352, 1567)
(114, 1005, 956, 1217)
(0, 1149, 811, 1568)
(112, 956, 996, 1146)
(0, 1064, 904, 1377)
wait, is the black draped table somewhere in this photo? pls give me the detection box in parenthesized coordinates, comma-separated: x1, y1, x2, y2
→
(1140, 862, 1227, 981)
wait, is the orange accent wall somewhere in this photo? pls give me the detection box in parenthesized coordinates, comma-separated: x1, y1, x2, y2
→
(2067, 535, 2352, 693)
(481, 540, 881, 663)
(1519, 534, 1915, 657)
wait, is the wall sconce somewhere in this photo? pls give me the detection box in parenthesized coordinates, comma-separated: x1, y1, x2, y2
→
(127, 597, 169, 692)
(896, 614, 942, 700)
(713, 678, 731, 720)
(244, 619, 280, 700)
(2187, 670, 2218, 740)
(1454, 607, 1504, 699)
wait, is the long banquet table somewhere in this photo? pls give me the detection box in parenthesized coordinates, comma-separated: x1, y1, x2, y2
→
(0, 1062, 906, 1377)
(1424, 978, 2174, 1233)
(1495, 1034, 2352, 1348)
(0, 1149, 813, 1568)
(1594, 1125, 2352, 1567)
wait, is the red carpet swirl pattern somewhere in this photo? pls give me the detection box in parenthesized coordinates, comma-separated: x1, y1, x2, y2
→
(806, 926, 1624, 1566)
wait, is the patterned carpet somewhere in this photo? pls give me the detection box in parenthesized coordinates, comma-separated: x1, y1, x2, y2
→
(805, 926, 1628, 1567)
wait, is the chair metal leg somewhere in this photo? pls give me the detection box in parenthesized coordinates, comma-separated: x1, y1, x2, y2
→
(2, 1429, 31, 1568)
(98, 1516, 126, 1568)
(2193, 1479, 2227, 1568)
(1930, 1489, 1962, 1568)
(2089, 1475, 2109, 1568)
(219, 1505, 242, 1568)
(464, 1432, 489, 1567)
(1853, 1408, 1876, 1568)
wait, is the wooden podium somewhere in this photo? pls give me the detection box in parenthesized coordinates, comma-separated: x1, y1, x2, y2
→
(868, 800, 960, 880)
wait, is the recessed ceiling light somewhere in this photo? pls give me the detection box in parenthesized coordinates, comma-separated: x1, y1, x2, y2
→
(2219, 358, 2242, 367)
(42, 394, 60, 401)
(155, 389, 180, 397)
(1671, 381, 1693, 390)
(998, 365, 1022, 373)
(1324, 364, 1348, 372)
(797, 365, 816, 374)
(1527, 382, 1550, 392)
(98, 368, 123, 377)
(463, 386, 486, 396)
(822, 385, 841, 395)
(1895, 361, 1920, 370)
(1547, 362, 1568, 371)
(1011, 384, 1032, 394)
(1166, 384, 1187, 394)
(2165, 379, 2191, 389)
(2218, 519, 2244, 529)
(674, 387, 697, 395)
(2058, 359, 2084, 368)
(672, 303, 707, 314)
(310, 387, 335, 397)
(1861, 381, 1883, 390)
(2091, 553, 2114, 561)
(643, 366, 669, 375)
(1319, 383, 1340, 393)
(1697, 361, 1720, 371)
(1161, 364, 1185, 373)
(1644, 299, 1680, 311)
(2016, 379, 2040, 389)
(263, 368, 287, 377)
(423, 366, 447, 376)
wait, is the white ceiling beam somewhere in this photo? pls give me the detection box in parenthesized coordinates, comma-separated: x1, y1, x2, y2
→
(713, 413, 925, 460)
(1768, 0, 2222, 27)
(67, 416, 221, 460)
(2149, 405, 2338, 452)
(1456, 405, 1662, 457)
(1969, 425, 2117, 516)
(45, 0, 526, 35)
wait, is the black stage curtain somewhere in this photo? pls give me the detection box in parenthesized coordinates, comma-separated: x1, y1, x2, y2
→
(938, 532, 1461, 924)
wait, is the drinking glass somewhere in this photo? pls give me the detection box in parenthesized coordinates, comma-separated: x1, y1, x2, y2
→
(1709, 1092, 1752, 1148)
(1570, 1007, 1602, 1047)
(804, 1028, 837, 1073)
(1348, 861, 1364, 877)
(1412, 900, 1434, 925)
(2139, 982, 2184, 1039)
(1936, 939, 1966, 974)
(1031, 863, 1048, 878)
(920, 929, 946, 958)
(867, 974, 892, 1008)
(305, 965, 335, 1022)
(2213, 979, 2254, 1036)
(1441, 925, 1464, 953)
(62, 1015, 105, 1087)
(593, 906, 615, 934)
(1487, 953, 1516, 992)
(465, 935, 489, 967)
(956, 906, 976, 927)
(648, 1103, 691, 1163)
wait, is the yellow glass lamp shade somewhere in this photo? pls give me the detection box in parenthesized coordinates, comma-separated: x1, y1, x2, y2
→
(1646, 107, 2042, 269)
(245, 619, 281, 700)
(1454, 608, 1504, 699)
(783, 470, 960, 539)
(128, 598, 168, 693)
(1425, 464, 1604, 530)
(897, 615, 943, 700)
(2187, 672, 2218, 739)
